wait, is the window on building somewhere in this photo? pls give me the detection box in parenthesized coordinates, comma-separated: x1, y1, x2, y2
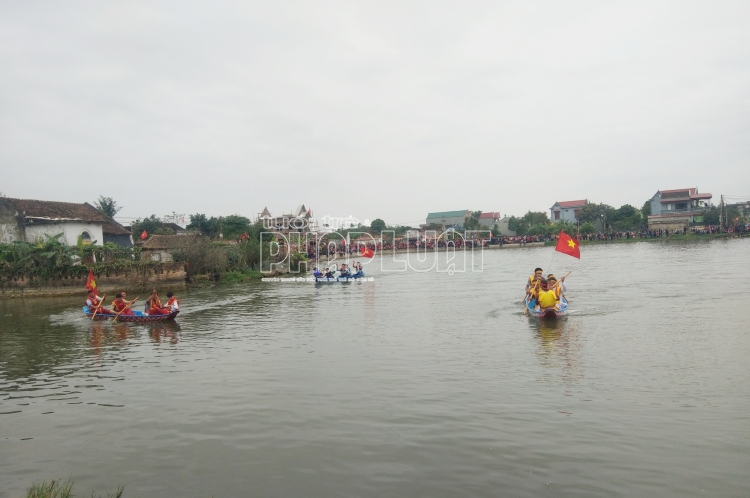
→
(554, 211, 560, 220)
(675, 202, 687, 211)
(80, 231, 93, 246)
(666, 204, 672, 211)
(574, 209, 579, 219)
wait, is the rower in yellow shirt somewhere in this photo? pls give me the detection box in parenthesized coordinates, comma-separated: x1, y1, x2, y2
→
(534, 278, 560, 311)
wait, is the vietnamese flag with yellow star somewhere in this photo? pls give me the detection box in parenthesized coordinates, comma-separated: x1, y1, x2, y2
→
(555, 231, 580, 259)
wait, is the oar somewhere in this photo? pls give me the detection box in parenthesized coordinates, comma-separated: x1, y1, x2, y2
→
(91, 294, 106, 320)
(113, 297, 138, 322)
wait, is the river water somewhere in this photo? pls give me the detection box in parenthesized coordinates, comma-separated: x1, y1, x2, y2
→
(1, 239, 749, 497)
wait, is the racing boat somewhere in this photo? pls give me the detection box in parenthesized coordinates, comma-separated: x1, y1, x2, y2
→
(524, 296, 569, 318)
(314, 271, 365, 283)
(82, 306, 179, 322)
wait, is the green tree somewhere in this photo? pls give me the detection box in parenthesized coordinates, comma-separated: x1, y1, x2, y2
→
(611, 204, 643, 231)
(222, 215, 252, 239)
(94, 196, 121, 218)
(464, 211, 482, 230)
(491, 224, 500, 237)
(132, 215, 166, 237)
(188, 214, 222, 238)
(370, 218, 386, 232)
(577, 203, 615, 230)
(580, 221, 597, 234)
(507, 211, 550, 235)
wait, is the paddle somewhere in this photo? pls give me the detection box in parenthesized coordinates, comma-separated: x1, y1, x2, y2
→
(113, 297, 138, 322)
(91, 294, 106, 320)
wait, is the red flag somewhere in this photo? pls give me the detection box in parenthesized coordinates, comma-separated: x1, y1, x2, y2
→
(140, 230, 148, 240)
(554, 231, 580, 259)
(85, 268, 97, 291)
(360, 246, 374, 258)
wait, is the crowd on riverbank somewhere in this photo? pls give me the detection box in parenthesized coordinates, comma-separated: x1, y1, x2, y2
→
(297, 224, 748, 259)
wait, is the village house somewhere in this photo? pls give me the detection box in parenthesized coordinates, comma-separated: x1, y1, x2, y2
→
(478, 212, 500, 229)
(141, 234, 201, 262)
(424, 210, 471, 230)
(0, 197, 132, 247)
(259, 205, 318, 233)
(550, 200, 588, 223)
(647, 188, 712, 230)
(495, 216, 516, 236)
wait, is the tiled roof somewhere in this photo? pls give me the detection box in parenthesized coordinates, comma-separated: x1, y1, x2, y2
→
(102, 219, 131, 236)
(142, 234, 200, 249)
(660, 188, 696, 195)
(553, 200, 587, 208)
(479, 212, 500, 218)
(2, 197, 109, 222)
(426, 210, 469, 219)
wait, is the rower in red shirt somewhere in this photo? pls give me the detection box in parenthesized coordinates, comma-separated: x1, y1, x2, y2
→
(111, 292, 136, 315)
(162, 291, 179, 314)
(86, 290, 112, 315)
(146, 289, 169, 315)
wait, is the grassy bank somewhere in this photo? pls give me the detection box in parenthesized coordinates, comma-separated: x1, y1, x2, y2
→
(187, 268, 283, 287)
(543, 232, 743, 246)
(24, 479, 123, 498)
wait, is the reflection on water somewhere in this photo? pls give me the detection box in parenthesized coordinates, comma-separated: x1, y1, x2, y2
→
(1, 240, 749, 498)
(530, 317, 584, 384)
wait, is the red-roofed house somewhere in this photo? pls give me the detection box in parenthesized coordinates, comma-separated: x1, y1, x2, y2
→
(478, 212, 501, 228)
(647, 188, 712, 230)
(550, 200, 588, 223)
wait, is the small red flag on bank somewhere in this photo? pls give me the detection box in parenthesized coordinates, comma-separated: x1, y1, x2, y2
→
(360, 246, 375, 258)
(140, 230, 148, 240)
(555, 231, 580, 259)
(85, 268, 97, 291)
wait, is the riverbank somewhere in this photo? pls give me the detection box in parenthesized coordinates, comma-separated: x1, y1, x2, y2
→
(543, 232, 744, 246)
(0, 262, 186, 298)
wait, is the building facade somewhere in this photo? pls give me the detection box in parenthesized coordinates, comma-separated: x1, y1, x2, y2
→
(647, 188, 712, 230)
(550, 200, 588, 223)
(0, 197, 131, 247)
(425, 210, 470, 229)
(478, 212, 500, 228)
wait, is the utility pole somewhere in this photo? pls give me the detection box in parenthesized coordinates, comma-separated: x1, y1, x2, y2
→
(719, 195, 723, 228)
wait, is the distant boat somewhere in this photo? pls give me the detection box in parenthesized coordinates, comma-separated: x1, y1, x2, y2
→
(314, 271, 365, 283)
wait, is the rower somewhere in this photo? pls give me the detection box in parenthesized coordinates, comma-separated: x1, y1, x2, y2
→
(313, 267, 323, 278)
(146, 289, 169, 316)
(547, 273, 567, 293)
(535, 278, 559, 310)
(546, 276, 564, 304)
(324, 267, 335, 278)
(86, 289, 112, 315)
(526, 268, 543, 293)
(111, 292, 136, 315)
(163, 291, 180, 313)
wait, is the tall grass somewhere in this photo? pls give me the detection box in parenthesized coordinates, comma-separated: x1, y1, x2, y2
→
(24, 479, 123, 498)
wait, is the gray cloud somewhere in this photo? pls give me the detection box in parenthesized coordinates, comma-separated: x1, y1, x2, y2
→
(2, 1, 748, 226)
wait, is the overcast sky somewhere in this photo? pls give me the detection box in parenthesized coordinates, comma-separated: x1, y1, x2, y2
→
(1, 1, 748, 227)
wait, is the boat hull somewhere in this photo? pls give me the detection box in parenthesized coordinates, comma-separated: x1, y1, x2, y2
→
(82, 306, 179, 322)
(525, 297, 568, 318)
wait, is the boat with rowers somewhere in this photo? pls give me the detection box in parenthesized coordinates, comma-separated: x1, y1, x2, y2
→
(82, 306, 179, 322)
(523, 271, 570, 319)
(313, 263, 365, 283)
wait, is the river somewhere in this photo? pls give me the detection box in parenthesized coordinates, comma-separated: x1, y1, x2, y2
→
(1, 239, 749, 497)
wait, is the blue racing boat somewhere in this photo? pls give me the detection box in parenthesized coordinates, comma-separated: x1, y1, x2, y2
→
(524, 296, 569, 318)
